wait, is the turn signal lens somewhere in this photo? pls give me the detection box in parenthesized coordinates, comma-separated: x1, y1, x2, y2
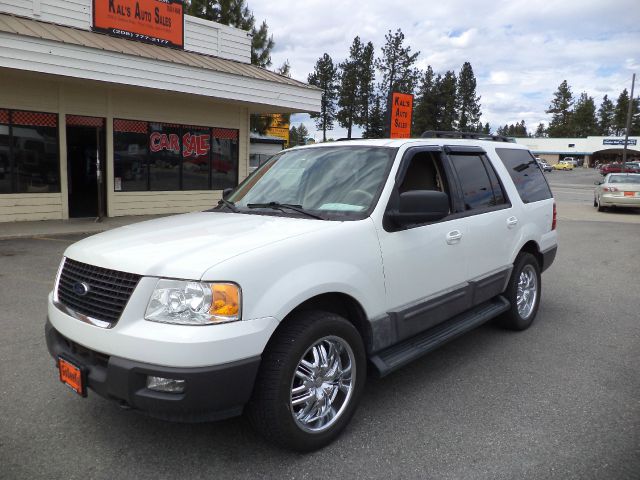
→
(210, 283, 240, 319)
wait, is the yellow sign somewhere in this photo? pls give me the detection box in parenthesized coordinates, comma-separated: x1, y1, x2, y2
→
(265, 114, 290, 146)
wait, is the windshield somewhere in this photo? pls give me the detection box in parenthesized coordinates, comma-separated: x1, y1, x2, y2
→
(608, 175, 640, 184)
(226, 146, 396, 219)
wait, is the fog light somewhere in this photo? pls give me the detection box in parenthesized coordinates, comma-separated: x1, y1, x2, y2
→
(146, 376, 186, 393)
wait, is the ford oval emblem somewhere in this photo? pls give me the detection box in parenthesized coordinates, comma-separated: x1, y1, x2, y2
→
(73, 282, 90, 296)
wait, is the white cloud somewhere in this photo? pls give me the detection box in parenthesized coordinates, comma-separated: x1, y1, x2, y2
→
(250, 0, 640, 138)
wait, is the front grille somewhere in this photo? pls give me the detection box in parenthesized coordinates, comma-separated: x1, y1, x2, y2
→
(57, 258, 141, 325)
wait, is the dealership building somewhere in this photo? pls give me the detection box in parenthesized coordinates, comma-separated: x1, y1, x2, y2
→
(514, 136, 640, 167)
(0, 0, 320, 222)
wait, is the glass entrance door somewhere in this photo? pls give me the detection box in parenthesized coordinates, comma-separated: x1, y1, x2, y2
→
(66, 115, 106, 218)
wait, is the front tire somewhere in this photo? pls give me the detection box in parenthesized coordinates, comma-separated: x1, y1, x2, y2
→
(498, 253, 541, 331)
(246, 310, 366, 451)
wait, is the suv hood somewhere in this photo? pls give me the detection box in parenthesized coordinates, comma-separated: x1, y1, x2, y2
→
(64, 212, 335, 279)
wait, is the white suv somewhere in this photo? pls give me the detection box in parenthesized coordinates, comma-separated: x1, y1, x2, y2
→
(46, 135, 558, 451)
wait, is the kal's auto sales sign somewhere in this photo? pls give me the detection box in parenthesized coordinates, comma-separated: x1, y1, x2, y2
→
(92, 0, 184, 48)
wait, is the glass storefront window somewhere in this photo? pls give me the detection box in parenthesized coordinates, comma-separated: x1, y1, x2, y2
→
(114, 120, 149, 192)
(149, 123, 181, 191)
(0, 109, 60, 194)
(113, 119, 239, 192)
(0, 123, 10, 194)
(212, 128, 239, 190)
(182, 126, 210, 190)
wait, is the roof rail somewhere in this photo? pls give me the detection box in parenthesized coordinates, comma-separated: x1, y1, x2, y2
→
(420, 131, 515, 143)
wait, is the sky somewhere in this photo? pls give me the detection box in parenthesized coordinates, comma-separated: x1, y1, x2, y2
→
(250, 0, 640, 141)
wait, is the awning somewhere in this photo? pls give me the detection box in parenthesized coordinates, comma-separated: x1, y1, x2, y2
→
(0, 13, 321, 113)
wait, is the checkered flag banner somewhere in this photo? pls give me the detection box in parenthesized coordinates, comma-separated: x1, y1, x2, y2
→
(12, 110, 57, 127)
(114, 119, 148, 134)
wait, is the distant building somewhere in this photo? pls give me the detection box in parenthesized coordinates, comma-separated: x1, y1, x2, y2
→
(514, 136, 640, 167)
(249, 133, 285, 172)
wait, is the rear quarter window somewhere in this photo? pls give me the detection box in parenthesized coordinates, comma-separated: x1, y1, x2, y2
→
(495, 148, 552, 203)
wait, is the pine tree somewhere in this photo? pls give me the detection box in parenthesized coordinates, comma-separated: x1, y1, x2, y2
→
(597, 94, 615, 136)
(288, 125, 298, 147)
(307, 53, 338, 142)
(535, 123, 546, 137)
(613, 89, 630, 136)
(572, 92, 598, 137)
(297, 124, 309, 144)
(355, 41, 376, 135)
(456, 62, 481, 132)
(436, 71, 457, 131)
(632, 96, 640, 136)
(363, 94, 385, 138)
(337, 37, 363, 138)
(186, 1, 273, 67)
(375, 29, 420, 133)
(412, 66, 439, 136)
(546, 80, 574, 137)
(482, 122, 491, 134)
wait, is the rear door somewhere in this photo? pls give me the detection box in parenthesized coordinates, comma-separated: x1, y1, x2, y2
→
(444, 146, 515, 304)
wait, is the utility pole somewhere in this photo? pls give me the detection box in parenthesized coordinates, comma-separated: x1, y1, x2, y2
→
(621, 73, 636, 173)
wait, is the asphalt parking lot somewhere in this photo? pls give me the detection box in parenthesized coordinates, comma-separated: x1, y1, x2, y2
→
(1, 168, 639, 480)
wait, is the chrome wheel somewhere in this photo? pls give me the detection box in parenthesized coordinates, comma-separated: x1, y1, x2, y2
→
(517, 264, 538, 319)
(290, 336, 355, 433)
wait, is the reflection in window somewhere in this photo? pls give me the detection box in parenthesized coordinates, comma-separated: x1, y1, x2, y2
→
(149, 123, 181, 191)
(182, 127, 210, 190)
(450, 154, 501, 210)
(496, 148, 552, 203)
(114, 120, 148, 191)
(112, 119, 239, 192)
(212, 128, 239, 191)
(0, 109, 60, 194)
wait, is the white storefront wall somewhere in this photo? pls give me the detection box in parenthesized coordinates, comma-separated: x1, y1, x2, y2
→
(0, 2, 320, 222)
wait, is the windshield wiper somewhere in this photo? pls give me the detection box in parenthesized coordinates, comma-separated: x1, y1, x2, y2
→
(216, 198, 239, 212)
(246, 202, 324, 220)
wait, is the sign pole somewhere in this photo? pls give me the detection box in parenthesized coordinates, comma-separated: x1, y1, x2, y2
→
(621, 73, 636, 173)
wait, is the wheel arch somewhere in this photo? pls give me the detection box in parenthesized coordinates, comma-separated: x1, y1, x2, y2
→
(517, 240, 543, 268)
(271, 292, 372, 353)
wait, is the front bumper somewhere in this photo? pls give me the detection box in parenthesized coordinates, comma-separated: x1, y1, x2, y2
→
(46, 319, 260, 422)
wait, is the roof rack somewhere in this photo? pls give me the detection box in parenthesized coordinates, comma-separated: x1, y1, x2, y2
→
(420, 131, 515, 143)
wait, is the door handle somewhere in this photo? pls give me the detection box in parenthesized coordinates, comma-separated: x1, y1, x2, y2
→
(507, 216, 519, 228)
(446, 230, 462, 245)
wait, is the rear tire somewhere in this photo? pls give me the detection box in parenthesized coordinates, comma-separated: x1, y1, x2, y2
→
(498, 253, 541, 331)
(246, 310, 366, 452)
(597, 196, 606, 212)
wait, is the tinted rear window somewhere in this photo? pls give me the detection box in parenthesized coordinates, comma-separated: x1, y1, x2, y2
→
(495, 148, 552, 203)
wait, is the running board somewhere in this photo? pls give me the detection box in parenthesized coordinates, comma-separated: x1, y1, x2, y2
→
(370, 296, 510, 377)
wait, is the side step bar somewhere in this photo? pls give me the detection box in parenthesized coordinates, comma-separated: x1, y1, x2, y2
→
(370, 296, 510, 377)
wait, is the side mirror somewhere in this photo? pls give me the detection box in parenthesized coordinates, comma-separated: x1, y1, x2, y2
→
(391, 190, 450, 226)
(222, 188, 233, 199)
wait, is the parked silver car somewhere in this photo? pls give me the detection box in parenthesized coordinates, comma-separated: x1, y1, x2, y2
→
(594, 173, 640, 211)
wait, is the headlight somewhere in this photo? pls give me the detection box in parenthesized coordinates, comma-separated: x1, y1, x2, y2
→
(145, 279, 241, 325)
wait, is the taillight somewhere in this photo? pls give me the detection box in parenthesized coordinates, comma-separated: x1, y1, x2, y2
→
(602, 186, 618, 192)
(552, 202, 557, 230)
